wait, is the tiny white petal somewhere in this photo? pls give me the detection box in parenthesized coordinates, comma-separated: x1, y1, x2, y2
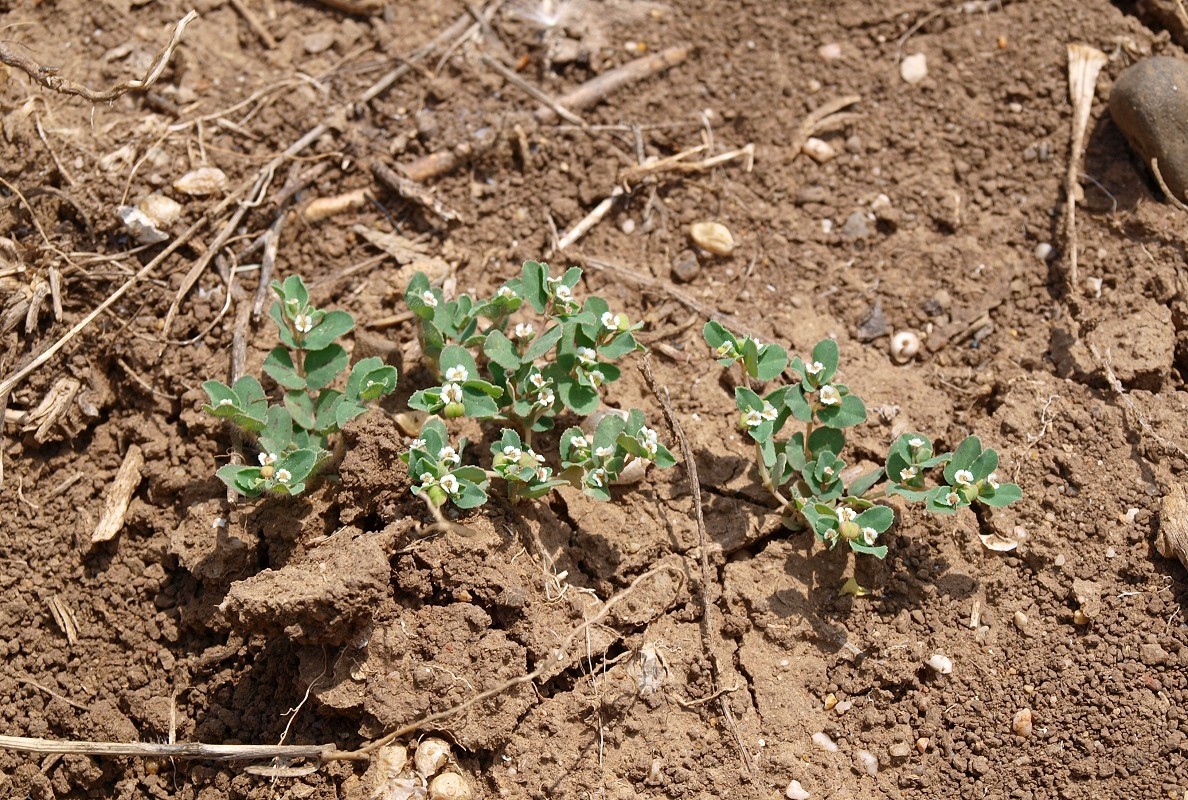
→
(954, 469, 974, 486)
(861, 527, 879, 546)
(422, 290, 438, 308)
(445, 365, 469, 382)
(908, 437, 925, 448)
(838, 507, 857, 523)
(442, 383, 464, 404)
(275, 468, 292, 484)
(805, 360, 824, 375)
(440, 474, 460, 494)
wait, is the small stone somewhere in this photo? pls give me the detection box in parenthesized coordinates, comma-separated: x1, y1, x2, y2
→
(818, 42, 842, 61)
(807, 79, 822, 93)
(889, 742, 912, 759)
(823, 693, 838, 710)
(1054, 553, 1066, 567)
(786, 779, 810, 800)
(840, 211, 870, 240)
(915, 738, 930, 753)
(857, 305, 888, 342)
(796, 185, 831, 205)
(1012, 708, 1033, 737)
(833, 700, 852, 715)
(871, 193, 891, 212)
(173, 167, 227, 197)
(811, 732, 838, 752)
(303, 31, 336, 54)
(690, 221, 735, 256)
(1140, 642, 1169, 665)
(900, 53, 928, 85)
(1013, 610, 1028, 629)
(855, 750, 879, 776)
(1034, 242, 1054, 260)
(671, 250, 700, 282)
(1109, 57, 1188, 205)
(803, 137, 838, 163)
(969, 756, 990, 776)
(619, 218, 636, 235)
(926, 654, 952, 674)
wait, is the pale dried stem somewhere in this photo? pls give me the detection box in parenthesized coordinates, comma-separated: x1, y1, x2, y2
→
(90, 444, 145, 543)
(229, 0, 277, 49)
(536, 46, 690, 122)
(481, 53, 585, 125)
(553, 188, 623, 252)
(1064, 44, 1108, 294)
(0, 11, 198, 102)
(790, 94, 861, 158)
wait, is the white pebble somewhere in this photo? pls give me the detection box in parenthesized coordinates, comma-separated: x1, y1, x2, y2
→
(1123, 508, 1141, 524)
(833, 700, 853, 715)
(1008, 101, 1023, 113)
(821, 218, 833, 234)
(871, 193, 891, 211)
(786, 779, 811, 800)
(811, 732, 838, 752)
(818, 42, 842, 61)
(1105, 546, 1118, 559)
(802, 137, 838, 163)
(926, 653, 953, 675)
(1034, 242, 1054, 260)
(890, 330, 920, 364)
(856, 749, 879, 776)
(620, 217, 636, 234)
(900, 53, 928, 85)
(1012, 707, 1033, 737)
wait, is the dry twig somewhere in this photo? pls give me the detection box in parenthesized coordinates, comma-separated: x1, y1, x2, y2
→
(481, 54, 585, 125)
(372, 162, 462, 223)
(639, 355, 758, 781)
(536, 46, 690, 122)
(90, 444, 145, 544)
(790, 95, 861, 158)
(0, 12, 198, 102)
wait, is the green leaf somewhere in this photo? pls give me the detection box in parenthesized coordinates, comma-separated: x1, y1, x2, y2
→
(279, 275, 309, 307)
(269, 301, 297, 349)
(419, 319, 445, 366)
(847, 467, 884, 498)
(817, 394, 866, 429)
(887, 485, 930, 502)
(461, 386, 500, 418)
(359, 366, 398, 402)
(784, 434, 808, 472)
(464, 379, 503, 399)
(303, 345, 350, 391)
(755, 343, 788, 382)
(405, 272, 437, 319)
(519, 260, 548, 313)
(849, 541, 888, 559)
(854, 505, 894, 533)
(202, 380, 238, 409)
(420, 418, 447, 455)
(785, 385, 813, 422)
(598, 331, 641, 360)
(970, 448, 999, 482)
(484, 330, 523, 371)
(285, 390, 316, 431)
(301, 310, 355, 351)
(335, 398, 366, 430)
(263, 347, 306, 391)
(810, 339, 839, 383)
(217, 464, 264, 497)
(944, 436, 983, 484)
(453, 479, 489, 509)
(739, 336, 761, 378)
(978, 482, 1022, 507)
(652, 444, 677, 469)
(559, 379, 600, 415)
(523, 324, 564, 362)
(924, 485, 961, 514)
(259, 406, 294, 455)
(807, 427, 845, 457)
(346, 357, 382, 401)
(593, 413, 627, 451)
(276, 448, 319, 484)
(702, 320, 737, 351)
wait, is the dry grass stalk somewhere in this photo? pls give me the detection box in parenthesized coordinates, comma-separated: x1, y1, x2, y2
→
(0, 11, 198, 103)
(535, 46, 690, 122)
(1064, 44, 1108, 294)
(301, 188, 371, 222)
(373, 162, 463, 222)
(90, 444, 145, 544)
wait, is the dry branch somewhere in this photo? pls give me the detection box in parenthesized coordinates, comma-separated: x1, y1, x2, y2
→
(373, 162, 462, 222)
(535, 46, 690, 122)
(0, 11, 198, 103)
(0, 736, 335, 762)
(790, 95, 861, 159)
(90, 444, 145, 544)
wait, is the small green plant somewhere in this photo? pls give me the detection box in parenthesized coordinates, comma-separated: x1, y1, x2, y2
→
(703, 321, 1021, 565)
(399, 260, 675, 508)
(203, 276, 398, 496)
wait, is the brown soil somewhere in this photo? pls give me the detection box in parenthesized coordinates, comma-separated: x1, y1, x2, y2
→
(3, 1, 1188, 798)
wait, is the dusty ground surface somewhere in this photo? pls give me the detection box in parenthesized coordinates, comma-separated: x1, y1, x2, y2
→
(3, 0, 1188, 798)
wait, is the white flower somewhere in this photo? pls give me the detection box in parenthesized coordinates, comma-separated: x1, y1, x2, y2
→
(496, 286, 516, 299)
(908, 437, 925, 448)
(286, 297, 299, 307)
(601, 311, 618, 329)
(571, 435, 589, 450)
(899, 465, 918, 482)
(818, 385, 841, 406)
(805, 360, 824, 375)
(588, 468, 607, 488)
(445, 365, 469, 382)
(258, 452, 278, 466)
(750, 337, 763, 349)
(438, 446, 460, 466)
(410, 438, 426, 451)
(531, 450, 545, 464)
(421, 290, 438, 308)
(823, 528, 840, 545)
(595, 446, 614, 459)
(536, 389, 555, 408)
(943, 491, 960, 506)
(529, 372, 547, 390)
(502, 445, 522, 461)
(954, 469, 974, 486)
(441, 383, 464, 404)
(588, 369, 606, 387)
(293, 313, 313, 333)
(837, 507, 857, 523)
(743, 408, 765, 427)
(643, 440, 658, 457)
(514, 322, 535, 339)
(861, 527, 879, 546)
(987, 471, 1000, 490)
(641, 427, 659, 444)
(535, 466, 551, 482)
(217, 398, 234, 407)
(554, 284, 574, 302)
(716, 342, 735, 357)
(275, 468, 292, 484)
(419, 472, 437, 486)
(823, 465, 835, 477)
(760, 402, 778, 422)
(439, 474, 460, 494)
(577, 346, 597, 365)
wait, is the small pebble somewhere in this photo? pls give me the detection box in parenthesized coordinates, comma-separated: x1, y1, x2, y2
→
(823, 693, 838, 710)
(1034, 242, 1054, 260)
(1008, 101, 1023, 113)
(821, 218, 833, 234)
(1013, 610, 1028, 629)
(807, 79, 822, 93)
(818, 42, 842, 61)
(671, 250, 700, 282)
(1054, 553, 1066, 567)
(916, 738, 930, 753)
(834, 699, 853, 715)
(1105, 546, 1118, 559)
(786, 780, 810, 800)
(303, 31, 336, 54)
(900, 53, 928, 84)
(803, 137, 838, 163)
(889, 742, 912, 759)
(1012, 708, 1033, 737)
(855, 750, 879, 776)
(926, 654, 953, 675)
(690, 221, 735, 256)
(811, 732, 839, 752)
(619, 218, 636, 234)
(840, 211, 870, 240)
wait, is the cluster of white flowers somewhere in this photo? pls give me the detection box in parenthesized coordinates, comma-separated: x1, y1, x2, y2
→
(410, 437, 426, 451)
(496, 286, 516, 299)
(837, 506, 857, 523)
(639, 426, 659, 458)
(595, 445, 614, 460)
(258, 452, 278, 466)
(743, 401, 779, 428)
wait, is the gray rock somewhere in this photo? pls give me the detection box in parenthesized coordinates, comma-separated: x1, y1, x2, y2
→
(840, 210, 870, 240)
(1109, 56, 1188, 204)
